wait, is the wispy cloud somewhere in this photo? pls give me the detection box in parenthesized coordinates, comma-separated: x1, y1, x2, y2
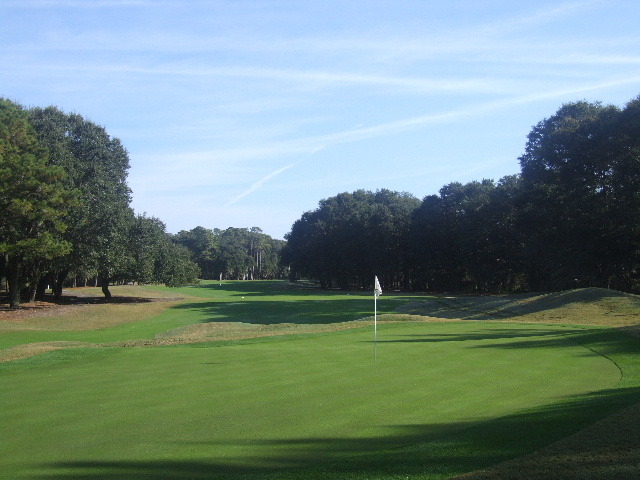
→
(2, 0, 160, 7)
(0, 1, 606, 59)
(316, 74, 640, 145)
(130, 70, 640, 205)
(5, 61, 510, 95)
(219, 73, 640, 204)
(477, 0, 602, 35)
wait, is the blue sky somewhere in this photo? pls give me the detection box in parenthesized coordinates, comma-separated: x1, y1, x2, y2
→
(2, 0, 640, 239)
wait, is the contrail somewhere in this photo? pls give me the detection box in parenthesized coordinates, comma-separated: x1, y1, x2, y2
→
(224, 145, 326, 207)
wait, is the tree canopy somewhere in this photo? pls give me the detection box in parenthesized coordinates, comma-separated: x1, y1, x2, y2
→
(283, 189, 420, 290)
(0, 100, 76, 306)
(0, 100, 200, 306)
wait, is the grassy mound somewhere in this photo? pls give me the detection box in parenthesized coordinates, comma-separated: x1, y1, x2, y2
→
(398, 287, 640, 327)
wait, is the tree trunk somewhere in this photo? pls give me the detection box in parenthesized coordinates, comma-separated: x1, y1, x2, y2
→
(27, 279, 38, 303)
(0, 253, 7, 292)
(36, 276, 48, 301)
(53, 270, 69, 302)
(26, 263, 41, 303)
(99, 272, 112, 299)
(6, 256, 21, 308)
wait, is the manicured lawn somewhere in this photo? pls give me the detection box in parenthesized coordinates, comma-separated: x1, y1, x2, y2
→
(2, 281, 640, 479)
(0, 281, 402, 352)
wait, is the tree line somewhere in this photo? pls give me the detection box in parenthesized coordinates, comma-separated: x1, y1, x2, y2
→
(283, 96, 640, 294)
(172, 226, 287, 281)
(0, 99, 285, 307)
(4, 94, 638, 304)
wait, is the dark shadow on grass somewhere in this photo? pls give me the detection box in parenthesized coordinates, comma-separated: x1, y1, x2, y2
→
(0, 294, 164, 312)
(187, 280, 375, 298)
(61, 296, 162, 305)
(378, 327, 586, 343)
(35, 386, 640, 479)
(489, 330, 640, 361)
(168, 279, 417, 326)
(379, 326, 640, 359)
(171, 298, 394, 325)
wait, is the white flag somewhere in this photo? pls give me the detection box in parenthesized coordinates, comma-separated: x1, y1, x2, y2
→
(374, 276, 382, 298)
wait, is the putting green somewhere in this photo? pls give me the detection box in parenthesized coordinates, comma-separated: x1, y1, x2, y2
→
(1, 321, 623, 479)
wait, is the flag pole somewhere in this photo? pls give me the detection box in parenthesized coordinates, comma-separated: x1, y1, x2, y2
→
(374, 290, 377, 362)
(374, 276, 382, 362)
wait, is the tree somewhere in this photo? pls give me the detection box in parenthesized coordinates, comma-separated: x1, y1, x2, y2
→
(160, 243, 201, 287)
(216, 228, 255, 280)
(0, 99, 74, 307)
(411, 180, 501, 292)
(128, 215, 200, 287)
(283, 189, 419, 289)
(128, 214, 170, 284)
(603, 96, 640, 291)
(518, 99, 640, 291)
(29, 106, 134, 299)
(172, 226, 218, 279)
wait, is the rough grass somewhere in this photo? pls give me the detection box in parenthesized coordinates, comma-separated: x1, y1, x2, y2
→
(398, 287, 640, 327)
(0, 294, 187, 361)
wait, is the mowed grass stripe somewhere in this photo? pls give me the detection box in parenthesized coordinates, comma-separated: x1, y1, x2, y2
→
(1, 321, 622, 479)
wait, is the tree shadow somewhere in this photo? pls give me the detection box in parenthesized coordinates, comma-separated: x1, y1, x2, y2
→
(170, 281, 421, 326)
(377, 325, 640, 359)
(0, 293, 171, 310)
(61, 296, 160, 305)
(191, 280, 378, 298)
(471, 327, 640, 358)
(35, 386, 640, 479)
(171, 297, 393, 325)
(378, 327, 585, 344)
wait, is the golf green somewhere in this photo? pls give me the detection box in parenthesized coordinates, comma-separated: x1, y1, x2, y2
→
(1, 321, 623, 479)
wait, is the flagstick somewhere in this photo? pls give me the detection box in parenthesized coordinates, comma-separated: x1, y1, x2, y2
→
(374, 293, 378, 362)
(373, 276, 381, 362)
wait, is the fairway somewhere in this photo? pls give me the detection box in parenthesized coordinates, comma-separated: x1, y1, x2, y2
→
(2, 282, 640, 479)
